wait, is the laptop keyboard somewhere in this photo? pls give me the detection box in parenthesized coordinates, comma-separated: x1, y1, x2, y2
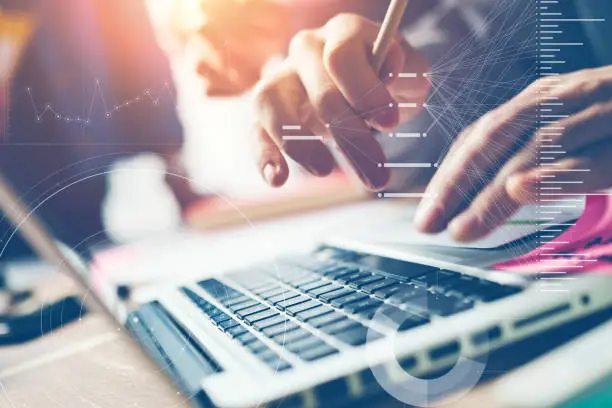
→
(180, 252, 523, 372)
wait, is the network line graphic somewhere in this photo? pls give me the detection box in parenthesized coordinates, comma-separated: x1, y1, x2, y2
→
(25, 79, 176, 125)
(372, 0, 540, 199)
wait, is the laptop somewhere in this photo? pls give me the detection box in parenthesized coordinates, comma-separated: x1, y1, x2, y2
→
(1, 171, 612, 408)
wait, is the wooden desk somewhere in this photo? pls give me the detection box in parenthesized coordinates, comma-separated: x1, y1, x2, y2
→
(0, 315, 190, 407)
(0, 313, 497, 408)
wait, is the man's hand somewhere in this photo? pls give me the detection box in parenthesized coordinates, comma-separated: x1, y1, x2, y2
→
(253, 14, 430, 190)
(195, 0, 291, 96)
(415, 65, 612, 241)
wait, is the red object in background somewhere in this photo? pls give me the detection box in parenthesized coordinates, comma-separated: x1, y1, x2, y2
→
(495, 195, 612, 273)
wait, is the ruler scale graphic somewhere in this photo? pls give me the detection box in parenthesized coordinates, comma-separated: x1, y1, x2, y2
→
(535, 0, 606, 291)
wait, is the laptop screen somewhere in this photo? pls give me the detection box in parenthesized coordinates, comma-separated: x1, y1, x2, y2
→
(0, 0, 183, 260)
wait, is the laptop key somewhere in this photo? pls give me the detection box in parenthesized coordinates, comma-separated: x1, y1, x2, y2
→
(210, 312, 232, 325)
(272, 328, 311, 345)
(217, 318, 240, 331)
(319, 266, 349, 277)
(356, 306, 380, 320)
(296, 305, 334, 322)
(336, 272, 369, 285)
(246, 340, 269, 354)
(372, 285, 402, 299)
(324, 267, 359, 279)
(388, 286, 428, 305)
(286, 336, 327, 353)
(236, 331, 258, 345)
(343, 298, 383, 314)
(268, 292, 300, 305)
(263, 321, 300, 338)
(236, 304, 269, 318)
(229, 299, 259, 312)
(329, 292, 368, 308)
(307, 312, 347, 329)
(308, 283, 343, 298)
(251, 283, 282, 295)
(395, 262, 437, 280)
(207, 308, 227, 319)
(414, 269, 461, 286)
(319, 288, 354, 303)
(276, 295, 309, 311)
(256, 286, 287, 299)
(361, 279, 398, 294)
(226, 324, 248, 338)
(244, 309, 279, 325)
(221, 295, 250, 307)
(252, 314, 289, 331)
(297, 344, 339, 361)
(286, 300, 320, 317)
(375, 306, 429, 331)
(334, 326, 381, 346)
(261, 289, 294, 301)
(258, 349, 281, 362)
(403, 293, 471, 317)
(348, 274, 383, 288)
(200, 280, 241, 300)
(298, 280, 331, 292)
(262, 355, 292, 372)
(320, 319, 361, 335)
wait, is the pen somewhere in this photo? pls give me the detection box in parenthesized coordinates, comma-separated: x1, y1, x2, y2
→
(372, 0, 410, 72)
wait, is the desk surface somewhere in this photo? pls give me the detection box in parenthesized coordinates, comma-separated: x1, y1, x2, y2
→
(0, 314, 498, 408)
(0, 315, 192, 407)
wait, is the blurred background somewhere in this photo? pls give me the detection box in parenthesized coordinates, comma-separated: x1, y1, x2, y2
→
(1, 0, 361, 254)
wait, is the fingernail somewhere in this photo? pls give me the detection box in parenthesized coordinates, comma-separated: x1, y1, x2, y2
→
(448, 215, 483, 242)
(506, 173, 538, 204)
(360, 165, 390, 191)
(304, 144, 335, 177)
(414, 201, 446, 233)
(336, 141, 390, 191)
(371, 106, 398, 130)
(263, 163, 276, 185)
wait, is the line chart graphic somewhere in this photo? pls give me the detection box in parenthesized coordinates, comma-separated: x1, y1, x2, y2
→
(24, 79, 176, 125)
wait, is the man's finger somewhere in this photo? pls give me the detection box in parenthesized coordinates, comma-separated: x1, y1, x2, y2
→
(254, 68, 336, 180)
(415, 70, 612, 234)
(322, 19, 401, 130)
(289, 30, 389, 190)
(446, 146, 537, 241)
(415, 117, 515, 234)
(507, 141, 612, 204)
(500, 101, 612, 203)
(415, 80, 552, 234)
(255, 123, 289, 187)
(551, 101, 612, 152)
(445, 99, 612, 240)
